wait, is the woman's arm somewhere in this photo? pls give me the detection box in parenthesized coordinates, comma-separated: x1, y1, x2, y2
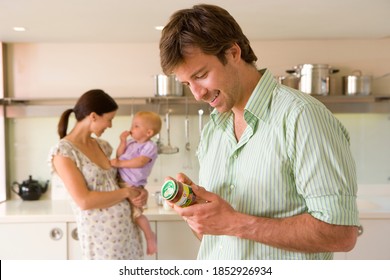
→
(53, 154, 132, 210)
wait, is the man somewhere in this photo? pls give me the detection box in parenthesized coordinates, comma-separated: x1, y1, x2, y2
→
(160, 4, 359, 259)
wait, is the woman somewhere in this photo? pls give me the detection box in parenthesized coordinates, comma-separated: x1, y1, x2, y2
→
(49, 89, 146, 259)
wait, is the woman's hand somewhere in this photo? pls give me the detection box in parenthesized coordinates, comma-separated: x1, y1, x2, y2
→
(131, 187, 148, 208)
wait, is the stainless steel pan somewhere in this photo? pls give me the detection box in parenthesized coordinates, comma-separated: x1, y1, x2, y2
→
(155, 74, 183, 97)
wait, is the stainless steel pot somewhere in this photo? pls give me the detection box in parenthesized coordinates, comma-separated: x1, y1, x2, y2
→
(155, 74, 184, 97)
(289, 64, 339, 95)
(278, 70, 300, 89)
(342, 70, 372, 96)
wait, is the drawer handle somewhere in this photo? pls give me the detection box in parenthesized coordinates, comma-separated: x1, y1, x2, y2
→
(358, 225, 364, 236)
(50, 228, 63, 241)
(71, 228, 79, 241)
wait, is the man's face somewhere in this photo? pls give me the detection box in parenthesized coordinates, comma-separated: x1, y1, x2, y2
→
(173, 47, 241, 113)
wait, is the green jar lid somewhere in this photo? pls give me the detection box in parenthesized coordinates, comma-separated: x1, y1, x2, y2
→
(161, 180, 178, 201)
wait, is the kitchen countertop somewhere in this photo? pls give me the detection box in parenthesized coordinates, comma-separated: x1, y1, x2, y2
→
(1, 185, 390, 223)
(0, 199, 181, 223)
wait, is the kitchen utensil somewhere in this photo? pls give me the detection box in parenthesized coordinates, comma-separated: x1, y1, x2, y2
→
(198, 109, 204, 135)
(156, 133, 164, 154)
(185, 117, 191, 151)
(342, 70, 372, 96)
(12, 175, 49, 201)
(197, 109, 204, 149)
(183, 98, 193, 169)
(288, 64, 339, 95)
(158, 110, 179, 154)
(155, 74, 184, 97)
(154, 191, 163, 206)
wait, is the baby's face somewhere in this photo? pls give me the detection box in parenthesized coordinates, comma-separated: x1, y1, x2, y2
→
(130, 116, 152, 142)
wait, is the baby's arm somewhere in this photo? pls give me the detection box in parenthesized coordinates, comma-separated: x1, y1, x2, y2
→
(111, 155, 151, 168)
(116, 131, 130, 157)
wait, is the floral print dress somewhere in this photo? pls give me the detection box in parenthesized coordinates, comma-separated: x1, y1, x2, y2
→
(49, 138, 144, 260)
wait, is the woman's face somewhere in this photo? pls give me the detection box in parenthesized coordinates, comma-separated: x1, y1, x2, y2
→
(92, 111, 116, 137)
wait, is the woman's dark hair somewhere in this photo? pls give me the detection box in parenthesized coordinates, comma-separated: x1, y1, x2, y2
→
(159, 4, 257, 74)
(57, 89, 118, 139)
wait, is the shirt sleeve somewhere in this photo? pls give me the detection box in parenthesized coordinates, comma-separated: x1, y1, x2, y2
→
(138, 141, 158, 161)
(47, 140, 80, 173)
(287, 103, 359, 226)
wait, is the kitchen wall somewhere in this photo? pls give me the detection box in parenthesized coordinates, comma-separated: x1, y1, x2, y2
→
(4, 39, 390, 198)
(8, 114, 205, 199)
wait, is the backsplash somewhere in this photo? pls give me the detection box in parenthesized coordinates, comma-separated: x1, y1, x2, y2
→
(7, 114, 206, 199)
(6, 112, 390, 199)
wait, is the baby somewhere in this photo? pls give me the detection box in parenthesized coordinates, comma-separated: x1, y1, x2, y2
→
(111, 111, 162, 255)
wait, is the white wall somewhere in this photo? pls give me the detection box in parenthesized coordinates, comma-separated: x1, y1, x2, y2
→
(6, 39, 390, 98)
(4, 39, 390, 199)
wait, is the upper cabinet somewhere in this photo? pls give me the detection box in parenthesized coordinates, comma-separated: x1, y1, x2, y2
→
(4, 43, 162, 98)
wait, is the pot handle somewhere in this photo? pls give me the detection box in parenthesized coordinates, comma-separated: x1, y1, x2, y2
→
(11, 182, 20, 195)
(351, 70, 362, 76)
(286, 69, 296, 74)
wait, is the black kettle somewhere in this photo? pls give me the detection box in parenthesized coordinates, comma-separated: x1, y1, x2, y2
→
(12, 175, 49, 201)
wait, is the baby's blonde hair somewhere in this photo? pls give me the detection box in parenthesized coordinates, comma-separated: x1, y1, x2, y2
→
(135, 111, 162, 136)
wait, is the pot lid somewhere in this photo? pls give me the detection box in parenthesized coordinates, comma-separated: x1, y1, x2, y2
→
(295, 63, 330, 69)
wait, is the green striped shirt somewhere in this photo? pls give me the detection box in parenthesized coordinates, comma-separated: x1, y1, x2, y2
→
(196, 69, 359, 260)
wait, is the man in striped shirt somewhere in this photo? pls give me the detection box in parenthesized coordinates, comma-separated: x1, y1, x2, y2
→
(159, 4, 360, 259)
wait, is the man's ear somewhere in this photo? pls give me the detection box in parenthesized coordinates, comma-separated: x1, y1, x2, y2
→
(227, 43, 241, 61)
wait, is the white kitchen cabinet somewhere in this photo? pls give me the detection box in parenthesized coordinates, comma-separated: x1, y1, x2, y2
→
(67, 222, 82, 260)
(333, 219, 390, 260)
(157, 220, 200, 260)
(67, 221, 199, 260)
(346, 219, 390, 260)
(0, 222, 67, 260)
(67, 221, 157, 260)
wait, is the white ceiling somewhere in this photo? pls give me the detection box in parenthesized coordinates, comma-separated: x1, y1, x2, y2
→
(0, 0, 389, 43)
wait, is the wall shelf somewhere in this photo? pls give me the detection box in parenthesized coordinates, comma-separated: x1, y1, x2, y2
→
(313, 95, 390, 113)
(1, 96, 213, 118)
(1, 95, 390, 118)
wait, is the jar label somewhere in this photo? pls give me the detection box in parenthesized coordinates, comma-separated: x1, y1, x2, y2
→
(176, 183, 195, 207)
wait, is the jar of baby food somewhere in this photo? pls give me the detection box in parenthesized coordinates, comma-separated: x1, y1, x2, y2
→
(161, 179, 196, 207)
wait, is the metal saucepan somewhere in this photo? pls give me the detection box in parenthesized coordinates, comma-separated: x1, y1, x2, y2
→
(155, 74, 184, 97)
(287, 64, 339, 95)
(278, 70, 300, 90)
(342, 70, 372, 96)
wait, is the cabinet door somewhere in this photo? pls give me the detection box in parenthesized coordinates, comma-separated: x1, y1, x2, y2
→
(67, 222, 82, 260)
(0, 222, 67, 259)
(67, 221, 157, 260)
(347, 219, 390, 260)
(156, 221, 200, 260)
